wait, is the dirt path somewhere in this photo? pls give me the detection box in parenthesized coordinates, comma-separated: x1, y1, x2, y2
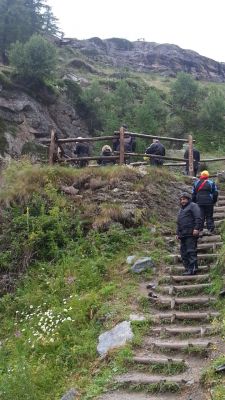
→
(98, 193, 225, 400)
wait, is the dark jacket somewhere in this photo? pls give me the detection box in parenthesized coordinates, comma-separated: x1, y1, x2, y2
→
(192, 178, 218, 205)
(113, 135, 135, 153)
(97, 149, 116, 166)
(177, 201, 202, 237)
(74, 142, 90, 157)
(146, 141, 165, 164)
(184, 148, 200, 170)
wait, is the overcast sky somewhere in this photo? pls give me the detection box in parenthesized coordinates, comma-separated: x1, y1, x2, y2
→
(48, 0, 225, 62)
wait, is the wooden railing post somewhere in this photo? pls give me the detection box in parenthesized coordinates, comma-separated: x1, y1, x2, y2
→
(188, 134, 194, 176)
(119, 126, 125, 165)
(49, 129, 57, 165)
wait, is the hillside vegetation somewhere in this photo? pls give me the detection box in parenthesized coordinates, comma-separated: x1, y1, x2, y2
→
(0, 161, 186, 399)
(0, 162, 224, 399)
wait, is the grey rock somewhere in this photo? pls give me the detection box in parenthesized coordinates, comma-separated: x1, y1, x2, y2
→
(126, 255, 136, 264)
(60, 37, 225, 82)
(61, 388, 78, 400)
(131, 257, 155, 273)
(129, 313, 146, 321)
(0, 88, 89, 157)
(217, 171, 225, 182)
(61, 185, 79, 195)
(97, 321, 133, 356)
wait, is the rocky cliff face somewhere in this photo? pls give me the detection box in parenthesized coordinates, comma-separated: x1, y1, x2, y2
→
(0, 86, 89, 160)
(61, 37, 225, 82)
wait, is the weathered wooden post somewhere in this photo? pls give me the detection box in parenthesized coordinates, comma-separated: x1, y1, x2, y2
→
(188, 134, 194, 176)
(119, 126, 125, 165)
(49, 129, 57, 165)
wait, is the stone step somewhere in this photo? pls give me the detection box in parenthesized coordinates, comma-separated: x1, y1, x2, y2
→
(153, 311, 219, 322)
(162, 274, 210, 283)
(213, 213, 225, 219)
(168, 253, 219, 262)
(115, 372, 189, 387)
(149, 295, 216, 308)
(145, 338, 213, 351)
(98, 392, 182, 400)
(214, 206, 225, 212)
(165, 265, 209, 274)
(215, 220, 224, 227)
(152, 325, 214, 336)
(197, 242, 223, 250)
(132, 355, 187, 366)
(217, 201, 225, 207)
(158, 283, 211, 294)
(197, 252, 220, 259)
(199, 235, 221, 243)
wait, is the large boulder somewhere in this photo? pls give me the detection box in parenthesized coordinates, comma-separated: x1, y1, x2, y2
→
(0, 88, 89, 157)
(97, 321, 133, 356)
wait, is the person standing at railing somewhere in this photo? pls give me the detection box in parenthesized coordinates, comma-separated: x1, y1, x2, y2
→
(97, 145, 116, 166)
(74, 137, 90, 168)
(145, 139, 165, 166)
(112, 124, 136, 153)
(112, 124, 136, 164)
(184, 147, 200, 177)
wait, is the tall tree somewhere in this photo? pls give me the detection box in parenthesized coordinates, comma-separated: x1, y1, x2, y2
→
(198, 88, 225, 132)
(135, 89, 167, 133)
(0, 0, 59, 63)
(171, 72, 199, 112)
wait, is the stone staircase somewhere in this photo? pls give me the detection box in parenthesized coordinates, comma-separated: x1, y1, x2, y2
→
(98, 193, 225, 400)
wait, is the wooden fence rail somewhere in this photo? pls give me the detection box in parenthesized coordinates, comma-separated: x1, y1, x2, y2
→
(43, 131, 195, 144)
(46, 127, 225, 175)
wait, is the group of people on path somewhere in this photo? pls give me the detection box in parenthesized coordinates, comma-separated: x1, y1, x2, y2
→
(73, 130, 167, 168)
(73, 131, 216, 279)
(177, 170, 218, 276)
(73, 132, 201, 175)
(73, 125, 136, 167)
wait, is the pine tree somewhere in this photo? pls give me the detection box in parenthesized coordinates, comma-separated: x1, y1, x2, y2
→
(0, 0, 59, 63)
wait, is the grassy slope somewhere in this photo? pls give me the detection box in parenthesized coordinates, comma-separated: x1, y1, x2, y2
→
(199, 184, 225, 399)
(0, 162, 177, 400)
(0, 162, 224, 398)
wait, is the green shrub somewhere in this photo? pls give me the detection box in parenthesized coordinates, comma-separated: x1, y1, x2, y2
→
(9, 35, 57, 82)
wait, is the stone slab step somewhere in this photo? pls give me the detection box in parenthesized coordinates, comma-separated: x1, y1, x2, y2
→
(153, 311, 219, 322)
(214, 206, 225, 212)
(98, 392, 182, 400)
(149, 295, 216, 308)
(115, 372, 188, 386)
(198, 252, 219, 259)
(168, 253, 219, 262)
(199, 235, 221, 243)
(145, 338, 213, 351)
(158, 282, 211, 294)
(197, 242, 223, 250)
(217, 201, 225, 207)
(215, 220, 224, 227)
(152, 325, 214, 336)
(133, 355, 187, 366)
(163, 274, 210, 283)
(165, 265, 209, 274)
(213, 213, 225, 219)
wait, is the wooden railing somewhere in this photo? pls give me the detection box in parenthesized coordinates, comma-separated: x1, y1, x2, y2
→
(45, 127, 224, 175)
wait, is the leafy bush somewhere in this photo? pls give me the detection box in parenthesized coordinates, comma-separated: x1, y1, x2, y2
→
(9, 35, 57, 82)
